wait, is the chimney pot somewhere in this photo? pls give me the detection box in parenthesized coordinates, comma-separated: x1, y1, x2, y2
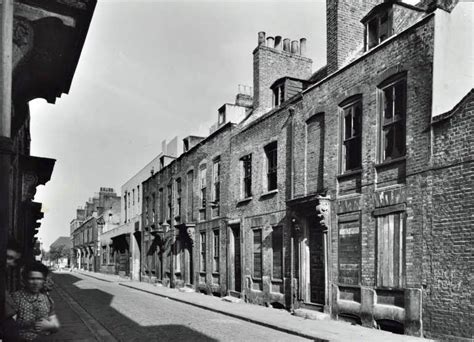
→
(291, 40, 299, 54)
(300, 38, 307, 56)
(258, 31, 266, 46)
(283, 38, 291, 52)
(266, 36, 275, 48)
(274, 36, 282, 50)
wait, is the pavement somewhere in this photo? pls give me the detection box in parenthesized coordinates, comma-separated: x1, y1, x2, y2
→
(68, 270, 434, 342)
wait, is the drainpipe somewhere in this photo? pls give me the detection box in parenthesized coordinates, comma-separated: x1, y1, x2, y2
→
(0, 0, 14, 320)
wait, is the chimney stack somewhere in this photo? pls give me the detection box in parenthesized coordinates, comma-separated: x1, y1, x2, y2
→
(326, 0, 383, 74)
(253, 32, 312, 116)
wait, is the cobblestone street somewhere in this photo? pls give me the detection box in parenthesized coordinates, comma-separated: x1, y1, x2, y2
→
(48, 272, 310, 342)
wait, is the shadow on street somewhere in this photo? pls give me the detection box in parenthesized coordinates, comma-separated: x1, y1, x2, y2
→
(47, 273, 218, 342)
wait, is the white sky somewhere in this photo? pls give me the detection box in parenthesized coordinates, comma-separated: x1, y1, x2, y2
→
(30, 0, 329, 249)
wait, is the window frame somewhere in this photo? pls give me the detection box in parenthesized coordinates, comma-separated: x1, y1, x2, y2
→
(378, 76, 407, 163)
(365, 8, 392, 51)
(339, 97, 363, 173)
(240, 154, 252, 199)
(213, 229, 220, 273)
(265, 141, 278, 191)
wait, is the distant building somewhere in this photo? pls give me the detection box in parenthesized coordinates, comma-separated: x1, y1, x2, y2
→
(71, 188, 121, 272)
(98, 139, 177, 280)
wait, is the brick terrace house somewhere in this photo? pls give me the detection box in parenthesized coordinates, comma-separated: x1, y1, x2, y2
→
(141, 97, 249, 294)
(135, 0, 472, 340)
(71, 188, 121, 272)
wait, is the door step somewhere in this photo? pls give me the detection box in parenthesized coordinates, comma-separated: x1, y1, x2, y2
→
(222, 295, 243, 303)
(178, 286, 195, 293)
(293, 308, 330, 320)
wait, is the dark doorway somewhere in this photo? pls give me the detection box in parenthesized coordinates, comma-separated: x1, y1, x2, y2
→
(308, 215, 325, 305)
(232, 225, 242, 292)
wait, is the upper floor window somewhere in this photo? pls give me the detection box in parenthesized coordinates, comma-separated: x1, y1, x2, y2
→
(199, 166, 207, 209)
(340, 98, 362, 172)
(273, 84, 285, 107)
(265, 142, 278, 191)
(175, 178, 182, 218)
(211, 157, 221, 216)
(240, 154, 252, 198)
(137, 185, 140, 203)
(132, 189, 135, 205)
(379, 77, 406, 162)
(366, 9, 392, 50)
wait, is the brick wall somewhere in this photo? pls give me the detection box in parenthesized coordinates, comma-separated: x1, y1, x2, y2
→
(422, 91, 474, 341)
(253, 43, 312, 116)
(228, 107, 291, 306)
(326, 0, 383, 74)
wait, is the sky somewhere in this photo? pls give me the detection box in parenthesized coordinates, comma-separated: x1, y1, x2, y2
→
(30, 0, 329, 249)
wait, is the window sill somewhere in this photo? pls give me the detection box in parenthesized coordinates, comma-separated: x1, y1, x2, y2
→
(237, 197, 253, 205)
(337, 169, 362, 180)
(212, 272, 220, 276)
(375, 156, 406, 169)
(252, 277, 262, 281)
(260, 189, 278, 198)
(271, 278, 283, 283)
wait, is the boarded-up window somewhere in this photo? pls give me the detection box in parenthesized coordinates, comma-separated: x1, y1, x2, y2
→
(272, 226, 283, 279)
(306, 115, 324, 194)
(253, 229, 262, 278)
(376, 212, 405, 288)
(338, 218, 361, 285)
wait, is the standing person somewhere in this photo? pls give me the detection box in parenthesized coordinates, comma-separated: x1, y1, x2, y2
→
(11, 262, 60, 341)
(0, 238, 22, 341)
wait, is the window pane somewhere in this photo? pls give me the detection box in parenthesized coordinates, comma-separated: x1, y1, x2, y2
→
(383, 87, 394, 122)
(394, 81, 406, 120)
(344, 108, 352, 139)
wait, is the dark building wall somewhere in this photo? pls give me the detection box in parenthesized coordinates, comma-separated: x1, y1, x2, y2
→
(422, 91, 473, 341)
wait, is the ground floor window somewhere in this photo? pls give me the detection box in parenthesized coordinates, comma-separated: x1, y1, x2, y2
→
(253, 229, 262, 278)
(338, 215, 361, 285)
